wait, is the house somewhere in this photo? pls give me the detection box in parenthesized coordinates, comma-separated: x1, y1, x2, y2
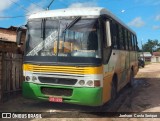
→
(0, 26, 26, 53)
(139, 52, 152, 62)
(151, 52, 160, 63)
(0, 26, 26, 102)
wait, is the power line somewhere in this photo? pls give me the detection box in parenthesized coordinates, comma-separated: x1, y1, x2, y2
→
(47, 0, 55, 10)
(9, 0, 30, 12)
(0, 10, 44, 19)
(0, 15, 28, 19)
(24, 0, 45, 10)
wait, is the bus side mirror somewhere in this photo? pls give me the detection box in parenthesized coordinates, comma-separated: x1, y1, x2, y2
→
(103, 20, 112, 64)
(16, 30, 22, 45)
(105, 21, 112, 47)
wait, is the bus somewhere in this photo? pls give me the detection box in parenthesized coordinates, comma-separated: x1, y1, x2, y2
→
(17, 7, 139, 106)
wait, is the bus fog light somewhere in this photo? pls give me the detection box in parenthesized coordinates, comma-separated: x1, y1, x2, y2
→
(32, 76, 37, 81)
(87, 80, 93, 86)
(94, 80, 101, 87)
(26, 76, 30, 81)
(79, 80, 85, 85)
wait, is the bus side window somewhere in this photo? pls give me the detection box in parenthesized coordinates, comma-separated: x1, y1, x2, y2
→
(134, 35, 138, 51)
(131, 34, 135, 51)
(118, 25, 125, 50)
(130, 33, 134, 51)
(124, 29, 129, 50)
(111, 21, 119, 49)
(128, 32, 132, 50)
(122, 27, 126, 50)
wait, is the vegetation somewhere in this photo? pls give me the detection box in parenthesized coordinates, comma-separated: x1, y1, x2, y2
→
(142, 39, 160, 53)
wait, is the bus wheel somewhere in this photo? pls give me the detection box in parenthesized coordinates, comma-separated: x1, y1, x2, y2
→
(111, 77, 117, 102)
(129, 70, 134, 87)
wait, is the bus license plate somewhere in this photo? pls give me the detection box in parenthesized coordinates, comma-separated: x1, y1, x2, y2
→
(49, 97, 63, 102)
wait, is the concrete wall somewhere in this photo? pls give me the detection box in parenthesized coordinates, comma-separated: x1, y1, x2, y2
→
(151, 56, 160, 63)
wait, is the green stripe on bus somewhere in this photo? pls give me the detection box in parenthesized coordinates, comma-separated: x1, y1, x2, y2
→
(22, 82, 103, 106)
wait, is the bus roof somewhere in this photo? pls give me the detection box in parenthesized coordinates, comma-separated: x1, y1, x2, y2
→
(29, 7, 136, 34)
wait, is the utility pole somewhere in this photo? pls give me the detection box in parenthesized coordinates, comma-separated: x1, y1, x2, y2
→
(47, 0, 54, 10)
(141, 40, 145, 62)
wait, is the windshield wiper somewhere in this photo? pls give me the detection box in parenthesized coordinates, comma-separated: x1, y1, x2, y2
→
(63, 16, 81, 33)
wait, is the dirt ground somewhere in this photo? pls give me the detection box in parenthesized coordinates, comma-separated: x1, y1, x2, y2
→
(0, 63, 160, 121)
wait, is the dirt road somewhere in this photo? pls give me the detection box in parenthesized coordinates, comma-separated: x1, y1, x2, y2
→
(120, 63, 160, 112)
(0, 63, 160, 121)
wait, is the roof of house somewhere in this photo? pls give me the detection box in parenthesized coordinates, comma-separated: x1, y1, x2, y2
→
(0, 26, 16, 43)
(139, 52, 152, 57)
(0, 26, 26, 43)
(152, 52, 160, 56)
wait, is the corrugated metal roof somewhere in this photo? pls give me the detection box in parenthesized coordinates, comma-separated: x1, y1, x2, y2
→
(139, 52, 152, 57)
(153, 52, 160, 56)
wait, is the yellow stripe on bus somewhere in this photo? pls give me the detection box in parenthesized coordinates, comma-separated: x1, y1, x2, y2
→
(23, 64, 103, 75)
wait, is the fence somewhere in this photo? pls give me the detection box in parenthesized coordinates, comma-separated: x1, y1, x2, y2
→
(0, 52, 23, 102)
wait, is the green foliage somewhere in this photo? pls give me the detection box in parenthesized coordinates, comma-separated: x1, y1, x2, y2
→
(142, 39, 160, 53)
(157, 48, 160, 52)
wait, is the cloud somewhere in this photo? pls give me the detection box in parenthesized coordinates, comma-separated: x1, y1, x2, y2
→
(68, 2, 97, 8)
(26, 1, 46, 15)
(25, 0, 49, 20)
(26, 4, 44, 15)
(155, 15, 160, 21)
(152, 25, 160, 30)
(0, 0, 18, 15)
(128, 17, 145, 28)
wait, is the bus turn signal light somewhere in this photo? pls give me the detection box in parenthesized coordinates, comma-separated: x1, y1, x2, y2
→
(94, 80, 101, 87)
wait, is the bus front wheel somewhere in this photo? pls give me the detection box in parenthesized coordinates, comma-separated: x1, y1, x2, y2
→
(111, 77, 117, 102)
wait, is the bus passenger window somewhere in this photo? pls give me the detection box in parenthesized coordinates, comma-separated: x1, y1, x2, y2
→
(118, 25, 125, 50)
(124, 29, 129, 50)
(111, 21, 119, 49)
(134, 35, 138, 51)
(131, 34, 135, 51)
(128, 32, 132, 50)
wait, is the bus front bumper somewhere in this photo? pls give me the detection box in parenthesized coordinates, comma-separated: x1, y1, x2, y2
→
(22, 82, 102, 106)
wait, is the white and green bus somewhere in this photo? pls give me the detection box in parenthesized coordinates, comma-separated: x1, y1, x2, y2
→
(17, 7, 138, 106)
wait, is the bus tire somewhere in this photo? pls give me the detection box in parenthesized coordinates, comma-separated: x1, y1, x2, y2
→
(129, 70, 134, 87)
(111, 77, 117, 102)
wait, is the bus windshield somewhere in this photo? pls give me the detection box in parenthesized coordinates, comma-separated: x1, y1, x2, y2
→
(25, 18, 101, 59)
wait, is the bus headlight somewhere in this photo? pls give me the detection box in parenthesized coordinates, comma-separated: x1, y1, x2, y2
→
(78, 80, 85, 85)
(86, 80, 93, 86)
(32, 76, 37, 82)
(26, 76, 30, 81)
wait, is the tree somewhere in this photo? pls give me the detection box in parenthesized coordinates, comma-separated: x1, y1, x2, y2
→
(142, 39, 160, 53)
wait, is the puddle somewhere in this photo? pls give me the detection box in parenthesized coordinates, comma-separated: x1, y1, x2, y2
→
(133, 79, 150, 88)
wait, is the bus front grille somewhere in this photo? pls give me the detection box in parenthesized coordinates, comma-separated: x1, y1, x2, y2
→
(41, 87, 73, 97)
(23, 64, 103, 75)
(38, 77, 77, 85)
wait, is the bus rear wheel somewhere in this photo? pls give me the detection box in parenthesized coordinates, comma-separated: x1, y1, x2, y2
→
(129, 70, 134, 87)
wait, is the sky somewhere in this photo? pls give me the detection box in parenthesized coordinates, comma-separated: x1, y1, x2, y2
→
(0, 0, 160, 48)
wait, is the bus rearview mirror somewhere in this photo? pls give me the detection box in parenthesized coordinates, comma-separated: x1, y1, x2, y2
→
(105, 21, 112, 47)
